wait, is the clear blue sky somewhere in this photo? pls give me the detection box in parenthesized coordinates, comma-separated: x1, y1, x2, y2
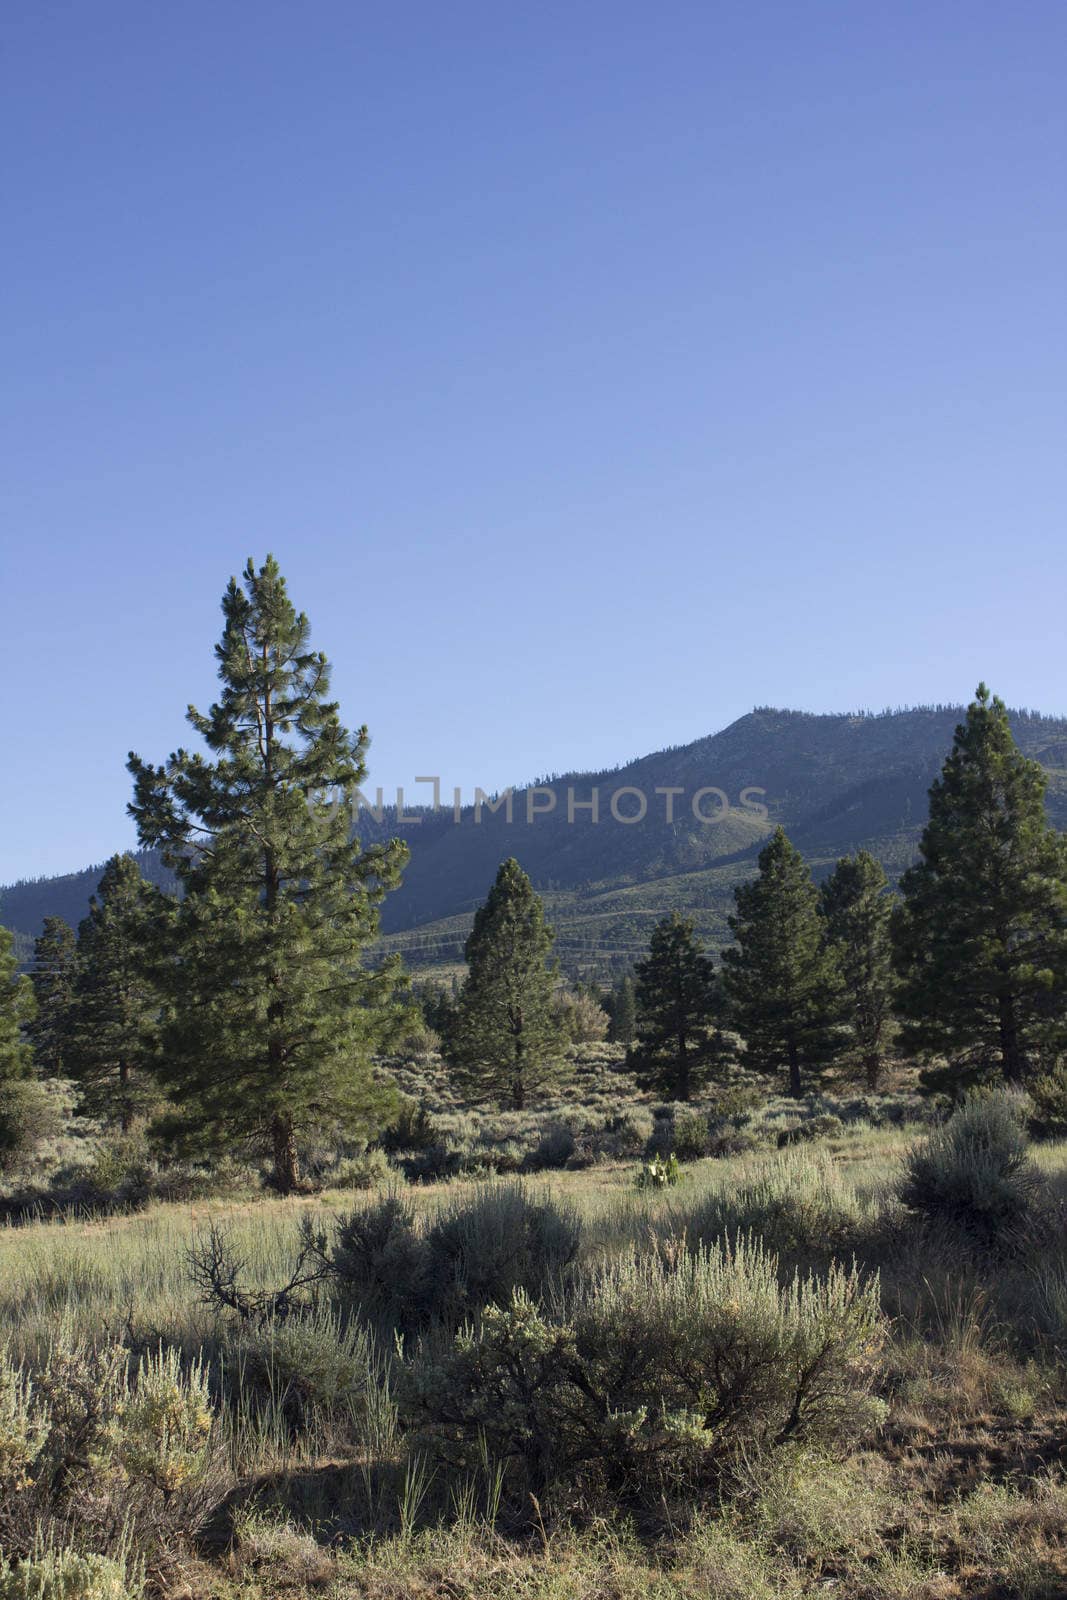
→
(3, 2, 1065, 882)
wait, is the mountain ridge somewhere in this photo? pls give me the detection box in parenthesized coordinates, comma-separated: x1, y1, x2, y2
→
(6, 703, 1067, 976)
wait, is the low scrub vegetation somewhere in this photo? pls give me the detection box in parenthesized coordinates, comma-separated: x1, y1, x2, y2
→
(405, 1238, 884, 1516)
(0, 1101, 1065, 1596)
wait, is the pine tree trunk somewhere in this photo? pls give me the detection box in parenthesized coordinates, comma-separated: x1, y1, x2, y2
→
(997, 991, 1025, 1083)
(863, 1051, 882, 1091)
(510, 1026, 526, 1110)
(676, 1030, 690, 1102)
(787, 1034, 802, 1098)
(271, 1112, 300, 1194)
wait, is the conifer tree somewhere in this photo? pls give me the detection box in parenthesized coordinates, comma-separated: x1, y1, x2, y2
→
(631, 914, 722, 1100)
(67, 855, 163, 1130)
(128, 556, 408, 1191)
(723, 827, 842, 1096)
(0, 924, 40, 1163)
(27, 916, 78, 1078)
(446, 858, 565, 1108)
(608, 974, 637, 1048)
(820, 851, 896, 1090)
(893, 685, 1067, 1084)
(0, 926, 34, 1087)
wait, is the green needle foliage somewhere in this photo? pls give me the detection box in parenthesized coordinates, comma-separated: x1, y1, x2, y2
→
(893, 684, 1067, 1087)
(820, 851, 896, 1089)
(631, 912, 723, 1101)
(67, 855, 164, 1131)
(27, 915, 78, 1078)
(127, 555, 409, 1192)
(723, 827, 843, 1097)
(0, 923, 41, 1164)
(0, 926, 34, 1087)
(446, 858, 566, 1109)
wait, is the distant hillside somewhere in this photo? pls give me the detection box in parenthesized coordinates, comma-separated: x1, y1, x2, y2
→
(5, 705, 1067, 977)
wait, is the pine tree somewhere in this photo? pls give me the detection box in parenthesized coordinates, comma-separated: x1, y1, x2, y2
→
(608, 974, 637, 1048)
(893, 685, 1067, 1085)
(27, 916, 78, 1077)
(722, 827, 842, 1096)
(446, 858, 565, 1108)
(0, 926, 34, 1086)
(67, 855, 163, 1130)
(128, 556, 409, 1191)
(631, 914, 722, 1100)
(0, 923, 40, 1163)
(820, 852, 896, 1090)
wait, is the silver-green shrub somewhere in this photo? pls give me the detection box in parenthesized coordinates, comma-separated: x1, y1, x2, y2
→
(0, 1330, 225, 1561)
(671, 1149, 865, 1258)
(900, 1091, 1041, 1253)
(422, 1181, 581, 1326)
(330, 1181, 581, 1333)
(227, 1304, 385, 1431)
(404, 1235, 885, 1515)
(0, 1547, 140, 1600)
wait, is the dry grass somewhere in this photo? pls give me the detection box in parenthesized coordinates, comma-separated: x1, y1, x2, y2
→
(2, 1106, 1067, 1598)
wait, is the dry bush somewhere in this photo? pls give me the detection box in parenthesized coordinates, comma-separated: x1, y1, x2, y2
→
(553, 990, 610, 1045)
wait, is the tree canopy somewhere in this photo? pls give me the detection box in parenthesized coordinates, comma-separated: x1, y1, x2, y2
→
(631, 912, 722, 1100)
(446, 858, 565, 1109)
(893, 684, 1067, 1085)
(723, 827, 842, 1096)
(128, 555, 408, 1191)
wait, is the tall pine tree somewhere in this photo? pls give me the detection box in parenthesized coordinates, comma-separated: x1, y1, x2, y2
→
(128, 556, 408, 1191)
(0, 924, 40, 1164)
(631, 913, 722, 1100)
(27, 916, 78, 1078)
(723, 827, 842, 1096)
(820, 851, 896, 1089)
(893, 685, 1067, 1084)
(67, 855, 163, 1130)
(446, 858, 565, 1108)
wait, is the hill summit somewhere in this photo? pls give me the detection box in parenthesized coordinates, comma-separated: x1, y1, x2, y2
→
(5, 703, 1067, 976)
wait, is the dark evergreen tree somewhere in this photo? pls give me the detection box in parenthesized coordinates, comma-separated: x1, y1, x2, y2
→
(0, 925, 34, 1086)
(723, 827, 843, 1096)
(0, 923, 41, 1164)
(607, 974, 637, 1048)
(27, 916, 78, 1078)
(416, 980, 458, 1048)
(446, 858, 565, 1108)
(631, 914, 722, 1100)
(893, 685, 1067, 1085)
(128, 556, 409, 1191)
(67, 855, 164, 1130)
(820, 851, 896, 1090)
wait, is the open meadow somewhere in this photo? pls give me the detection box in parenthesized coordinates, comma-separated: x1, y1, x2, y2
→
(3, 1090, 1067, 1600)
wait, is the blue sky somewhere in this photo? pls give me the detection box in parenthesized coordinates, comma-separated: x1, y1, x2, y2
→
(2, 2, 1065, 882)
